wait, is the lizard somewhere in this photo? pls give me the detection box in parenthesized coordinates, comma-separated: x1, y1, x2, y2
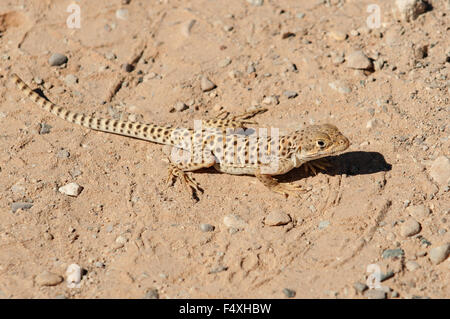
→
(10, 73, 350, 197)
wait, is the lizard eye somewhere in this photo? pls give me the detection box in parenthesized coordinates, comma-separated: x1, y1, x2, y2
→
(316, 140, 326, 148)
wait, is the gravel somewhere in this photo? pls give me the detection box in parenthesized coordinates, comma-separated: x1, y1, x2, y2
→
(346, 50, 373, 70)
(283, 91, 298, 99)
(429, 156, 450, 187)
(64, 74, 78, 86)
(282, 288, 296, 298)
(365, 289, 386, 299)
(264, 211, 291, 226)
(382, 248, 404, 259)
(328, 81, 352, 94)
(199, 223, 215, 232)
(39, 123, 52, 134)
(11, 202, 33, 213)
(58, 182, 83, 197)
(200, 76, 216, 92)
(35, 271, 63, 286)
(429, 243, 450, 264)
(144, 288, 159, 299)
(223, 214, 247, 229)
(406, 204, 431, 219)
(399, 218, 421, 237)
(48, 53, 68, 66)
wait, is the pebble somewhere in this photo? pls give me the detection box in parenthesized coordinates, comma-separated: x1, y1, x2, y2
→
(414, 45, 428, 59)
(382, 248, 404, 259)
(34, 77, 43, 85)
(39, 123, 52, 134)
(246, 0, 263, 6)
(35, 271, 63, 286)
(57, 149, 70, 158)
(328, 81, 352, 94)
(282, 288, 296, 298)
(200, 76, 216, 92)
(115, 235, 128, 245)
(405, 260, 420, 271)
(332, 55, 345, 65)
(395, 0, 428, 22)
(283, 91, 298, 99)
(209, 265, 228, 274)
(181, 19, 196, 37)
(318, 220, 330, 230)
(429, 243, 450, 264)
(70, 168, 82, 178)
(400, 218, 421, 237)
(95, 261, 105, 268)
(406, 204, 431, 219)
(246, 64, 256, 74)
(353, 282, 368, 293)
(262, 95, 279, 105)
(329, 30, 347, 41)
(115, 8, 128, 20)
(366, 119, 379, 129)
(200, 223, 215, 232)
(66, 264, 82, 288)
(105, 52, 116, 60)
(144, 288, 159, 299)
(365, 289, 386, 299)
(48, 53, 68, 66)
(218, 57, 232, 67)
(296, 13, 305, 19)
(172, 101, 188, 112)
(58, 182, 83, 197)
(346, 50, 373, 70)
(264, 211, 291, 226)
(223, 214, 247, 229)
(429, 156, 450, 187)
(64, 74, 78, 86)
(11, 202, 33, 213)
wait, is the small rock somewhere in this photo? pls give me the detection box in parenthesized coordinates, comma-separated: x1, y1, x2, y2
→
(105, 52, 116, 60)
(58, 182, 83, 197)
(209, 265, 228, 274)
(400, 218, 421, 237)
(200, 76, 216, 92)
(95, 261, 105, 268)
(64, 74, 78, 86)
(39, 123, 52, 134)
(122, 63, 134, 73)
(366, 119, 379, 129)
(282, 288, 296, 298)
(262, 95, 279, 105)
(144, 288, 159, 299)
(318, 220, 330, 230)
(353, 282, 368, 293)
(329, 81, 352, 94)
(406, 204, 431, 219)
(429, 243, 450, 264)
(66, 264, 82, 288)
(414, 45, 428, 59)
(34, 77, 43, 85)
(332, 55, 345, 65)
(115, 235, 128, 245)
(247, 64, 256, 74)
(200, 223, 215, 232)
(264, 211, 291, 226)
(48, 53, 68, 66)
(223, 214, 247, 229)
(365, 289, 386, 299)
(329, 30, 347, 41)
(346, 50, 373, 70)
(395, 0, 428, 22)
(57, 149, 70, 158)
(218, 57, 232, 67)
(380, 271, 395, 282)
(246, 0, 263, 6)
(70, 168, 82, 178)
(115, 8, 129, 20)
(296, 13, 305, 19)
(429, 156, 450, 187)
(181, 19, 196, 37)
(172, 102, 188, 112)
(11, 202, 33, 213)
(382, 248, 404, 259)
(283, 91, 298, 99)
(405, 260, 420, 271)
(35, 271, 63, 286)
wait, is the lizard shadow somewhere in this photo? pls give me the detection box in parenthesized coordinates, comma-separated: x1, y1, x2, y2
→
(279, 151, 392, 183)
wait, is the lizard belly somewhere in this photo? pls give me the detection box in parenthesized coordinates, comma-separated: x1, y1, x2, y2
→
(213, 163, 256, 175)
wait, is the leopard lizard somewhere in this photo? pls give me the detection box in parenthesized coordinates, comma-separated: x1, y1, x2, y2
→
(11, 73, 350, 197)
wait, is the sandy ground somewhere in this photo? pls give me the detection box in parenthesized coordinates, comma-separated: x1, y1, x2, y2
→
(0, 0, 449, 299)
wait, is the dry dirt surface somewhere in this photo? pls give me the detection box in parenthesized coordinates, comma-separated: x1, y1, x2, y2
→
(0, 0, 449, 299)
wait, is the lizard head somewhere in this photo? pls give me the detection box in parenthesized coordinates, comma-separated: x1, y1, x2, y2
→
(289, 124, 350, 166)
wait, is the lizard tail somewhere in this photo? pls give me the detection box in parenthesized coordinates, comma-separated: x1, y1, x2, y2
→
(11, 73, 180, 145)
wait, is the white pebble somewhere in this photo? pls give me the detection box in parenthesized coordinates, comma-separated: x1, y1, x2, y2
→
(223, 214, 247, 229)
(66, 264, 82, 288)
(429, 243, 450, 265)
(264, 211, 291, 226)
(58, 182, 83, 197)
(429, 156, 450, 188)
(115, 8, 129, 20)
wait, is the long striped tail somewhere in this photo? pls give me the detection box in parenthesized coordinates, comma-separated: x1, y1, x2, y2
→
(11, 73, 181, 145)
